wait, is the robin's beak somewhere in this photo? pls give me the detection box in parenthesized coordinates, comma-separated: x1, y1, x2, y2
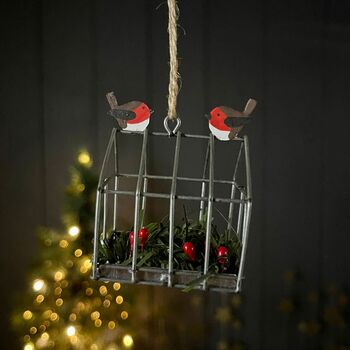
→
(204, 114, 210, 120)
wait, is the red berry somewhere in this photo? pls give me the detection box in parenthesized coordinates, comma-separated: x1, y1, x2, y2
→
(183, 242, 196, 262)
(138, 227, 149, 250)
(129, 231, 135, 250)
(217, 246, 229, 265)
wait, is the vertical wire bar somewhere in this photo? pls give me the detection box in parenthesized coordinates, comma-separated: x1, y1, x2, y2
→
(92, 128, 116, 279)
(141, 145, 148, 227)
(92, 190, 102, 279)
(227, 142, 244, 231)
(244, 136, 252, 200)
(168, 131, 182, 287)
(102, 184, 108, 240)
(236, 192, 244, 239)
(236, 136, 253, 292)
(235, 202, 252, 292)
(199, 140, 210, 222)
(131, 130, 148, 282)
(203, 134, 215, 289)
(112, 131, 119, 231)
(97, 129, 117, 187)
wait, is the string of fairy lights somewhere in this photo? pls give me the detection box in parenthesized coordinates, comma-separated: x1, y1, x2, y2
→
(18, 151, 134, 350)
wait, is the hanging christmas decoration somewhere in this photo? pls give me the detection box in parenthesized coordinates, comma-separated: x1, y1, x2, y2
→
(207, 99, 257, 141)
(92, 0, 256, 292)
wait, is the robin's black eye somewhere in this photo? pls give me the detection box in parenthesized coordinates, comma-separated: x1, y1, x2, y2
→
(142, 106, 145, 109)
(217, 113, 220, 117)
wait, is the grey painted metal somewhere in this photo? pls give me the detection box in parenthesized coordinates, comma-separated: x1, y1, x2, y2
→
(163, 116, 182, 135)
(92, 128, 116, 278)
(109, 172, 237, 186)
(104, 189, 246, 204)
(112, 131, 119, 231)
(244, 135, 252, 200)
(168, 132, 182, 286)
(141, 147, 148, 227)
(102, 184, 108, 240)
(92, 190, 102, 279)
(203, 134, 215, 289)
(236, 202, 252, 292)
(237, 191, 245, 239)
(92, 127, 253, 293)
(131, 130, 148, 282)
(227, 142, 244, 232)
(199, 141, 210, 222)
(118, 128, 244, 142)
(235, 137, 253, 292)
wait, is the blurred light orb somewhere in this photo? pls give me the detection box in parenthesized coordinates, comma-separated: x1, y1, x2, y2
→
(120, 311, 128, 320)
(66, 325, 76, 337)
(78, 151, 92, 166)
(24, 343, 34, 350)
(23, 310, 33, 320)
(68, 226, 80, 238)
(33, 279, 45, 292)
(123, 334, 133, 347)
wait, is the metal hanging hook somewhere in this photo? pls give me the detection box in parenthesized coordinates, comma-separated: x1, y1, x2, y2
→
(163, 116, 181, 135)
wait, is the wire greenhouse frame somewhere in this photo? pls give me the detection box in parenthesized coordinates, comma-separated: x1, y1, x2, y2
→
(92, 127, 252, 293)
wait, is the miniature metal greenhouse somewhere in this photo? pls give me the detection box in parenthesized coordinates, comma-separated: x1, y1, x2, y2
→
(92, 127, 252, 293)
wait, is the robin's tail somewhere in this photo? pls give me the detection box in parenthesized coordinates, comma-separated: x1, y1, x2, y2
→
(243, 99, 257, 115)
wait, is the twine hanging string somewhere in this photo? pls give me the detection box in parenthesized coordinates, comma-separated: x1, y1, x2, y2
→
(167, 0, 180, 121)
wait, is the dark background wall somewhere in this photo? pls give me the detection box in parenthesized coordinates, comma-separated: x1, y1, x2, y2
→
(1, 0, 350, 349)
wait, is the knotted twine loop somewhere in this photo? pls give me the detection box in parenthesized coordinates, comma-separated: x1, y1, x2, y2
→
(167, 0, 180, 121)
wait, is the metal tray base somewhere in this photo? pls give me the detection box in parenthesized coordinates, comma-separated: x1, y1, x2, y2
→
(96, 264, 238, 293)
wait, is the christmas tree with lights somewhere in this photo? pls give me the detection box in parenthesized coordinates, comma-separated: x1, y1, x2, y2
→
(11, 151, 135, 350)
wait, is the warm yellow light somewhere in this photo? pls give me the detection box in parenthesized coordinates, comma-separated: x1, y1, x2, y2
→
(78, 151, 92, 166)
(36, 295, 44, 303)
(66, 325, 76, 337)
(77, 301, 85, 310)
(23, 310, 33, 320)
(99, 286, 107, 296)
(85, 288, 93, 296)
(59, 239, 69, 248)
(23, 335, 30, 342)
(120, 311, 128, 320)
(68, 226, 80, 238)
(61, 280, 68, 288)
(116, 296, 123, 304)
(94, 319, 102, 327)
(90, 344, 98, 350)
(24, 343, 34, 350)
(50, 313, 59, 321)
(29, 327, 37, 335)
(33, 279, 45, 292)
(42, 310, 52, 319)
(107, 321, 116, 330)
(54, 271, 65, 282)
(103, 300, 111, 308)
(83, 259, 92, 269)
(56, 298, 63, 307)
(113, 283, 121, 291)
(94, 298, 102, 307)
(74, 249, 83, 257)
(77, 183, 85, 192)
(38, 325, 46, 332)
(54, 287, 62, 295)
(70, 335, 78, 345)
(69, 313, 77, 322)
(123, 334, 134, 347)
(41, 332, 49, 341)
(90, 311, 100, 321)
(80, 266, 88, 274)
